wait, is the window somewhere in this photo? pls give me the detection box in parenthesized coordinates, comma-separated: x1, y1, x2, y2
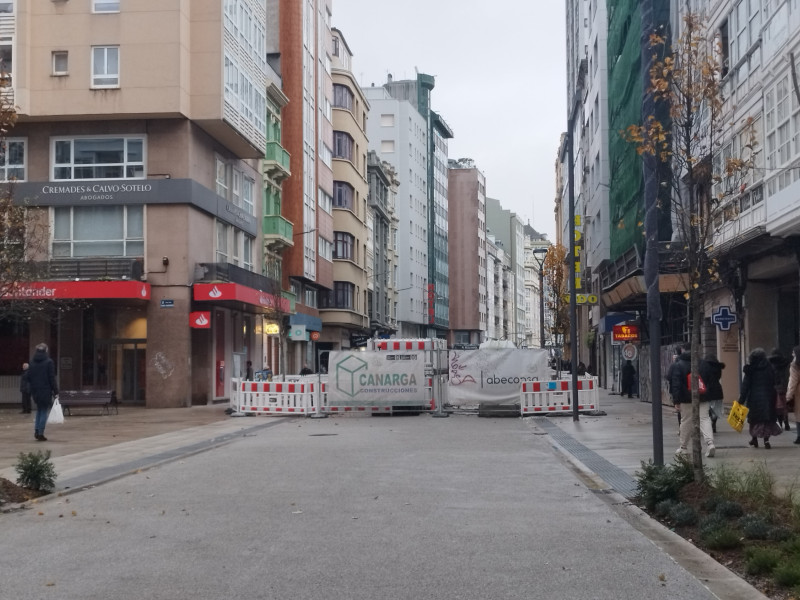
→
(216, 221, 229, 263)
(53, 136, 144, 180)
(242, 234, 253, 271)
(333, 231, 354, 260)
(304, 288, 317, 308)
(0, 3, 13, 13)
(216, 158, 228, 196)
(334, 282, 354, 309)
(332, 84, 354, 111)
(333, 181, 354, 210)
(320, 282, 355, 310)
(91, 46, 119, 88)
(380, 114, 395, 127)
(0, 39, 12, 87)
(242, 176, 254, 215)
(93, 1, 120, 12)
(318, 188, 332, 213)
(0, 139, 25, 181)
(333, 131, 354, 161)
(52, 205, 143, 258)
(52, 51, 68, 76)
(318, 236, 332, 261)
(381, 140, 395, 153)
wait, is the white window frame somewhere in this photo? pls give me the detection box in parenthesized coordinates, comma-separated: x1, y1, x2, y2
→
(216, 221, 229, 263)
(52, 205, 144, 258)
(93, 1, 120, 13)
(0, 138, 26, 182)
(242, 176, 254, 215)
(52, 51, 68, 76)
(215, 158, 228, 197)
(91, 46, 119, 88)
(52, 136, 145, 181)
(242, 234, 253, 271)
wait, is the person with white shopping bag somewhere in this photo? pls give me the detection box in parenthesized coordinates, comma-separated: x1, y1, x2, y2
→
(27, 342, 59, 442)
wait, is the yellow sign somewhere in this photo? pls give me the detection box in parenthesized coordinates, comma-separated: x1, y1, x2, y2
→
(265, 323, 280, 335)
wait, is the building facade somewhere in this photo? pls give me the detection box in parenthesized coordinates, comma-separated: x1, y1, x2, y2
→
(447, 159, 487, 347)
(1, 0, 288, 406)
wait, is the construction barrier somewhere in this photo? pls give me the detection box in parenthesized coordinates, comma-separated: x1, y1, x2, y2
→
(370, 339, 448, 413)
(520, 377, 599, 415)
(230, 378, 320, 416)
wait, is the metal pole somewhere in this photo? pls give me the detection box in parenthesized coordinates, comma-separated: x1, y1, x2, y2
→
(567, 116, 579, 422)
(539, 268, 546, 349)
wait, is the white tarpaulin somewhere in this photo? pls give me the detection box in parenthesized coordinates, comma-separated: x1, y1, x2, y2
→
(327, 350, 427, 406)
(448, 348, 550, 404)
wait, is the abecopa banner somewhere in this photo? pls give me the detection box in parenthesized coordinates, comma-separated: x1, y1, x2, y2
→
(448, 349, 550, 404)
(328, 350, 426, 406)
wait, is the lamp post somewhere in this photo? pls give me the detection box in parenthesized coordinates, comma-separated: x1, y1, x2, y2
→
(532, 248, 548, 349)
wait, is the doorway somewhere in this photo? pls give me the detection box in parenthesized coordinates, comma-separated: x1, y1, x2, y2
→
(95, 339, 146, 404)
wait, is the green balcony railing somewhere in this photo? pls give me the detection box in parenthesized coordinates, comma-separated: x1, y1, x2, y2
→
(265, 141, 291, 172)
(263, 215, 293, 239)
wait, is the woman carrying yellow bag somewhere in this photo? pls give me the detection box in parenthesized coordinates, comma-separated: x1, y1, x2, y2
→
(740, 348, 782, 449)
(727, 400, 748, 433)
(786, 346, 800, 445)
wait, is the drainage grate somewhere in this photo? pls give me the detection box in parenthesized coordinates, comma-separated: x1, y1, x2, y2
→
(534, 418, 638, 498)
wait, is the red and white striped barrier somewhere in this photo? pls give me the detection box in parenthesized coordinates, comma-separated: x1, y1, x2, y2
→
(520, 377, 599, 415)
(231, 379, 318, 415)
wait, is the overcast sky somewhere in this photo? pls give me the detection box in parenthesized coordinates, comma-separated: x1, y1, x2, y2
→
(332, 0, 567, 241)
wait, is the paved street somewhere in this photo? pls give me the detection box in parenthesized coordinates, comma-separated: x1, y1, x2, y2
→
(0, 395, 774, 600)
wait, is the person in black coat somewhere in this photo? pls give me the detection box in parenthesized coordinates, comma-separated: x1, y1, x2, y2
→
(19, 362, 31, 414)
(621, 360, 636, 398)
(741, 347, 782, 448)
(703, 354, 725, 433)
(27, 343, 59, 442)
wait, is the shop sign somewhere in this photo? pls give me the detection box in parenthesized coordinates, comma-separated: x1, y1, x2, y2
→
(190, 311, 211, 328)
(0, 280, 151, 300)
(612, 324, 639, 342)
(264, 323, 280, 335)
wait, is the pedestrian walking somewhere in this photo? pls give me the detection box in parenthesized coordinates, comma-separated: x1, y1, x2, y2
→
(27, 343, 59, 442)
(785, 345, 800, 444)
(19, 362, 31, 414)
(703, 354, 725, 433)
(768, 348, 791, 431)
(621, 360, 636, 398)
(670, 344, 716, 457)
(741, 348, 782, 449)
(300, 363, 313, 375)
(666, 347, 683, 429)
(245, 360, 254, 381)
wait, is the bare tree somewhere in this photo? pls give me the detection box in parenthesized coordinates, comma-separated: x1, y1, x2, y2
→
(626, 13, 755, 481)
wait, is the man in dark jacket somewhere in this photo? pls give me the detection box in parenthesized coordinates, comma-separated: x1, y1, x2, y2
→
(703, 355, 726, 433)
(671, 344, 716, 457)
(27, 343, 59, 441)
(19, 362, 31, 414)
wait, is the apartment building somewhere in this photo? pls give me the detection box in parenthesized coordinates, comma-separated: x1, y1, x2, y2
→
(0, 0, 289, 407)
(447, 158, 487, 347)
(320, 28, 369, 355)
(364, 79, 429, 338)
(367, 151, 399, 339)
(278, 0, 333, 373)
(485, 197, 526, 347)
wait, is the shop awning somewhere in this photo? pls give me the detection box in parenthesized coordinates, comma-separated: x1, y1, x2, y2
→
(193, 282, 290, 312)
(1, 280, 151, 300)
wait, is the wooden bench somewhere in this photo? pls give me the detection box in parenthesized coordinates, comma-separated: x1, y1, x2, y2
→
(59, 390, 119, 415)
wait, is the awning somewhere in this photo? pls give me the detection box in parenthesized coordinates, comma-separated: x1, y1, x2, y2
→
(193, 282, 290, 312)
(1, 280, 151, 300)
(290, 312, 322, 332)
(598, 312, 637, 334)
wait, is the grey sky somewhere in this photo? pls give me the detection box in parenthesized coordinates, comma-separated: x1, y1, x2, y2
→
(332, 0, 567, 241)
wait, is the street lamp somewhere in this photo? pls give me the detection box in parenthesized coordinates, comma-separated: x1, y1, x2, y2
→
(531, 248, 549, 349)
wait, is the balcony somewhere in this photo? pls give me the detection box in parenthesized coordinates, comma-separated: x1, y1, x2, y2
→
(263, 142, 291, 183)
(194, 262, 280, 292)
(34, 258, 143, 281)
(263, 215, 294, 250)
